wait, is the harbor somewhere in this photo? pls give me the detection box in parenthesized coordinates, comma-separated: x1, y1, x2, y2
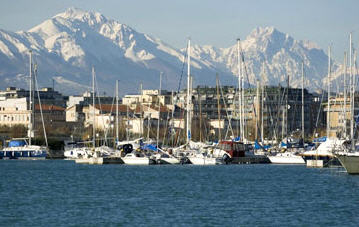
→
(2, 1, 359, 226)
(1, 159, 358, 226)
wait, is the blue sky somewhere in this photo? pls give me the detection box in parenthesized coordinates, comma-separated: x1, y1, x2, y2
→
(1, 0, 359, 60)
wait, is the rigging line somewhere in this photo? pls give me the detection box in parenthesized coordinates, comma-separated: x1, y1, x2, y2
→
(94, 71, 107, 146)
(103, 86, 116, 143)
(353, 55, 359, 139)
(218, 77, 235, 140)
(238, 42, 267, 141)
(313, 89, 325, 137)
(33, 64, 48, 149)
(177, 43, 188, 94)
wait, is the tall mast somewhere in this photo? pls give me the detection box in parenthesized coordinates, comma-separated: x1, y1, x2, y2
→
(352, 50, 356, 149)
(171, 90, 175, 146)
(261, 62, 265, 143)
(216, 74, 221, 141)
(343, 52, 347, 138)
(186, 39, 191, 144)
(327, 46, 331, 139)
(350, 33, 354, 148)
(301, 62, 305, 141)
(126, 100, 129, 142)
(29, 50, 33, 146)
(261, 81, 265, 144)
(92, 67, 96, 148)
(140, 83, 143, 137)
(237, 38, 243, 141)
(156, 72, 162, 149)
(199, 89, 202, 142)
(116, 80, 119, 145)
(256, 80, 260, 140)
(286, 74, 289, 139)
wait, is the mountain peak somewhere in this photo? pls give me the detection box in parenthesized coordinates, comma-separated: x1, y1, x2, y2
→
(54, 7, 106, 24)
(248, 26, 284, 40)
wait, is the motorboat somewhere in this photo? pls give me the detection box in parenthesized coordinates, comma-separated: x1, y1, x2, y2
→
(153, 152, 180, 164)
(0, 139, 47, 160)
(267, 151, 305, 164)
(122, 152, 155, 165)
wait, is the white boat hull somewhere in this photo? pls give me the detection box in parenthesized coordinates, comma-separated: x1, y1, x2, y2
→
(268, 154, 305, 164)
(122, 157, 152, 165)
(337, 154, 359, 174)
(188, 156, 218, 165)
(159, 157, 180, 165)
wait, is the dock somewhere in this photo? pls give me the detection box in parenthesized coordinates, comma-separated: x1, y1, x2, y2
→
(232, 156, 270, 164)
(306, 159, 324, 168)
(75, 157, 124, 165)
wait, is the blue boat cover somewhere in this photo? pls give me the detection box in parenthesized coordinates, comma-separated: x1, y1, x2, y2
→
(141, 144, 158, 152)
(254, 140, 271, 150)
(313, 136, 327, 143)
(8, 140, 26, 147)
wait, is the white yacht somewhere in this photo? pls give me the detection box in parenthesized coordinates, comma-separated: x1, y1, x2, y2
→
(0, 52, 48, 160)
(300, 138, 347, 165)
(336, 152, 359, 174)
(122, 153, 155, 165)
(268, 151, 305, 164)
(187, 151, 222, 165)
(64, 147, 92, 159)
(153, 152, 180, 164)
(1, 139, 47, 160)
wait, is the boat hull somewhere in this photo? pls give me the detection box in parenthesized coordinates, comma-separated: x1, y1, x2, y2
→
(188, 157, 218, 165)
(158, 158, 180, 165)
(122, 157, 155, 165)
(337, 155, 359, 174)
(268, 155, 305, 164)
(0, 149, 47, 160)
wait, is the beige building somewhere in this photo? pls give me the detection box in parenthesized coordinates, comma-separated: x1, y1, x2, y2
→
(324, 96, 356, 138)
(0, 97, 65, 127)
(122, 89, 172, 108)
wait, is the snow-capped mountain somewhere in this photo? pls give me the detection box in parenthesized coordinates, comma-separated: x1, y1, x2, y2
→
(190, 27, 338, 91)
(0, 8, 337, 95)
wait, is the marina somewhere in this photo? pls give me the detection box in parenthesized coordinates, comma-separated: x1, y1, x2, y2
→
(1, 1, 359, 226)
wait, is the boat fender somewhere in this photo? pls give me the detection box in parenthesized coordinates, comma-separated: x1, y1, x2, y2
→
(223, 154, 231, 164)
(123, 144, 133, 154)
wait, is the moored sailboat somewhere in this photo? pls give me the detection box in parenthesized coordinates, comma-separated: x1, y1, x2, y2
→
(0, 51, 48, 159)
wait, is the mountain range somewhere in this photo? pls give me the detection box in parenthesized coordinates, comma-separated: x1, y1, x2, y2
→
(0, 7, 340, 95)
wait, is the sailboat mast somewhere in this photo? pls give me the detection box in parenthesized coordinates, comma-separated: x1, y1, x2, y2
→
(199, 90, 202, 142)
(157, 72, 162, 149)
(343, 52, 347, 138)
(92, 67, 96, 148)
(256, 80, 260, 141)
(126, 101, 129, 142)
(350, 33, 354, 144)
(116, 80, 119, 144)
(237, 39, 242, 141)
(261, 80, 264, 143)
(327, 46, 331, 139)
(140, 83, 143, 137)
(302, 62, 305, 141)
(216, 74, 221, 141)
(186, 39, 191, 144)
(352, 50, 356, 149)
(28, 50, 33, 146)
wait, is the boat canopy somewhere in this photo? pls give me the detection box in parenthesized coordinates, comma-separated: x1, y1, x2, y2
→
(313, 136, 327, 143)
(254, 140, 271, 150)
(8, 140, 26, 147)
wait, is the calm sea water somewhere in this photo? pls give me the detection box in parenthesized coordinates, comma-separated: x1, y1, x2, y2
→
(0, 161, 359, 226)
